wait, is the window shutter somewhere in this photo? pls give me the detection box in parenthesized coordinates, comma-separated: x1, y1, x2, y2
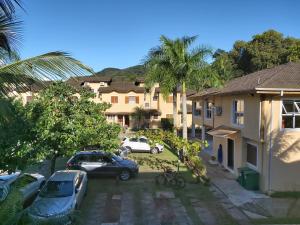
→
(125, 96, 129, 104)
(136, 96, 139, 104)
(111, 96, 114, 103)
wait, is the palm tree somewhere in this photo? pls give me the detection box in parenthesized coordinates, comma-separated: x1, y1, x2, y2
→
(145, 35, 213, 139)
(132, 106, 149, 129)
(0, 1, 93, 100)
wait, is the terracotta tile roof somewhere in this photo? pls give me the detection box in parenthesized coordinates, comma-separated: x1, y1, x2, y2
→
(189, 62, 300, 99)
(98, 81, 145, 93)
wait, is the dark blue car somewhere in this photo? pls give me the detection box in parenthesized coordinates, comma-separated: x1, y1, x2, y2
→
(66, 151, 138, 181)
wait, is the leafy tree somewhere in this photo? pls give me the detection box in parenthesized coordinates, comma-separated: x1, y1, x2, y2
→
(0, 98, 34, 172)
(26, 82, 121, 174)
(212, 30, 300, 77)
(145, 35, 214, 139)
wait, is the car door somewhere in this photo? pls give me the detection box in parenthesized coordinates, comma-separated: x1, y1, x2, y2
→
(128, 138, 139, 151)
(138, 138, 151, 152)
(99, 154, 120, 176)
(17, 175, 39, 205)
(75, 174, 85, 206)
(79, 154, 104, 175)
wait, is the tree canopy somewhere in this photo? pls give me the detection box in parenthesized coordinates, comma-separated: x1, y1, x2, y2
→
(0, 82, 121, 173)
(212, 29, 300, 81)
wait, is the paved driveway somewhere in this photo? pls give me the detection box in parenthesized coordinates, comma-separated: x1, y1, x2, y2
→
(79, 176, 240, 225)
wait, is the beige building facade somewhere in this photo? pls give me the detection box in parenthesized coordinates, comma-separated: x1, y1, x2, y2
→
(16, 76, 194, 130)
(189, 62, 300, 193)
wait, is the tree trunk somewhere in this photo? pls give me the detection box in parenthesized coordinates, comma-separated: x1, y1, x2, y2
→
(50, 154, 57, 175)
(172, 88, 178, 135)
(182, 81, 188, 139)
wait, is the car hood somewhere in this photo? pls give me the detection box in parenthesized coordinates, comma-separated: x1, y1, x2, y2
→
(118, 159, 137, 168)
(29, 196, 74, 217)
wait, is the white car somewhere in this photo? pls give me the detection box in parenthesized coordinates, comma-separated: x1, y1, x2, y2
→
(0, 172, 46, 207)
(27, 170, 88, 224)
(122, 136, 164, 154)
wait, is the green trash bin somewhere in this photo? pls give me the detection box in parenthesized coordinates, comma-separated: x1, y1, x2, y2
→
(237, 167, 259, 190)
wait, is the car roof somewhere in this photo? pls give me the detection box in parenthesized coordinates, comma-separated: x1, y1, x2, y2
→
(75, 150, 106, 155)
(49, 170, 79, 182)
(0, 172, 21, 185)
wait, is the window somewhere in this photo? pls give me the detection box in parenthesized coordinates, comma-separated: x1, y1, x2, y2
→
(282, 100, 300, 129)
(193, 102, 201, 116)
(145, 103, 150, 108)
(246, 143, 257, 167)
(205, 101, 213, 119)
(129, 137, 138, 142)
(129, 96, 136, 104)
(153, 115, 158, 120)
(75, 174, 84, 189)
(107, 115, 115, 122)
(166, 96, 173, 103)
(139, 138, 148, 143)
(166, 114, 173, 119)
(153, 94, 158, 101)
(26, 95, 33, 103)
(111, 96, 118, 104)
(232, 100, 244, 126)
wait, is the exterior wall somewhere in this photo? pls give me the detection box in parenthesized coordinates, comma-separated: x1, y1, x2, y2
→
(262, 96, 300, 192)
(212, 133, 243, 176)
(195, 93, 300, 193)
(158, 92, 193, 128)
(99, 91, 145, 113)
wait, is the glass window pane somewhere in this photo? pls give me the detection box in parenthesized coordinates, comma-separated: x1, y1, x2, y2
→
(283, 101, 295, 113)
(247, 143, 257, 166)
(282, 115, 294, 128)
(295, 116, 300, 128)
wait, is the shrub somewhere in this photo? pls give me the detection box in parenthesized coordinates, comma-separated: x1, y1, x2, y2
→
(160, 118, 173, 131)
(137, 129, 209, 183)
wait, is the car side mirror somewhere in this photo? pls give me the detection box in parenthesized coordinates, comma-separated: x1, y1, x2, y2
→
(75, 188, 79, 194)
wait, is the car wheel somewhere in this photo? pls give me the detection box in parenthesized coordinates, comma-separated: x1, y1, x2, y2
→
(119, 170, 131, 181)
(150, 147, 158, 154)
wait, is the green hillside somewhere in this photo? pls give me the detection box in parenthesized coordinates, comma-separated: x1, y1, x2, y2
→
(94, 65, 146, 80)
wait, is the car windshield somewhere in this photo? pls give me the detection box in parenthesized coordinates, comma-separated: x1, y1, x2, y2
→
(112, 153, 122, 162)
(40, 181, 73, 198)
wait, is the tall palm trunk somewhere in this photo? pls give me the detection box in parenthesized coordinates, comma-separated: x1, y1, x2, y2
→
(182, 81, 188, 139)
(172, 88, 178, 135)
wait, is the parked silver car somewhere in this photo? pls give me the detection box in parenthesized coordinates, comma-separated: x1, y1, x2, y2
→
(0, 172, 45, 207)
(27, 170, 87, 224)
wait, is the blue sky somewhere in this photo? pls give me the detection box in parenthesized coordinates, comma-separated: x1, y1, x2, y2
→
(19, 0, 300, 72)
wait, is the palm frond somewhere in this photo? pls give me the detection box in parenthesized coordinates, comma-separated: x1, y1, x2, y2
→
(0, 15, 21, 53)
(0, 0, 24, 19)
(0, 51, 93, 96)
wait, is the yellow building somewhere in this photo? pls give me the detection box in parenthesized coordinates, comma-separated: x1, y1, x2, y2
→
(15, 75, 194, 130)
(189, 62, 300, 193)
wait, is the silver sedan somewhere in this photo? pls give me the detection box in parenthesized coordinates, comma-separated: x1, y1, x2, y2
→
(27, 170, 88, 224)
(0, 172, 46, 206)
